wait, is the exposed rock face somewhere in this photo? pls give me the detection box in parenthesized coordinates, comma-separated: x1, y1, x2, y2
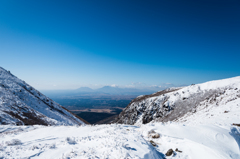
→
(113, 76, 240, 125)
(112, 88, 181, 124)
(0, 67, 87, 126)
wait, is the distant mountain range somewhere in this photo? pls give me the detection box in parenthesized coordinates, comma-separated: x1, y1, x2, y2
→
(76, 85, 164, 94)
(42, 85, 171, 97)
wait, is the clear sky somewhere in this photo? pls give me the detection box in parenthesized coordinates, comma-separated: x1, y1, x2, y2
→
(0, 0, 239, 90)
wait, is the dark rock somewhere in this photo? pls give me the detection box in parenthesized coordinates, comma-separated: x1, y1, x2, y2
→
(175, 148, 182, 153)
(224, 111, 229, 113)
(165, 149, 173, 156)
(150, 140, 157, 146)
(152, 133, 160, 138)
(233, 123, 240, 127)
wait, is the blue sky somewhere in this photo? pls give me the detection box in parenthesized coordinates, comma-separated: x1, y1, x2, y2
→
(0, 0, 239, 90)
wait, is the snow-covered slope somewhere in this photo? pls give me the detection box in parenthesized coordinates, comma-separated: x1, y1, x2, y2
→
(0, 67, 86, 126)
(0, 76, 239, 159)
(114, 76, 240, 125)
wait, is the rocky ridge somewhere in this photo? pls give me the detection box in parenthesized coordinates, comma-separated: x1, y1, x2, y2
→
(114, 76, 240, 125)
(0, 67, 86, 125)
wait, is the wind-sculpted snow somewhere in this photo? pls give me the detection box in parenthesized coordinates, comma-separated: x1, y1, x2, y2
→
(0, 125, 163, 159)
(140, 123, 240, 159)
(0, 67, 85, 125)
(114, 76, 240, 125)
(0, 123, 239, 159)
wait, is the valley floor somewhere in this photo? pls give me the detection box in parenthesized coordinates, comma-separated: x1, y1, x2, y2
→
(0, 122, 239, 159)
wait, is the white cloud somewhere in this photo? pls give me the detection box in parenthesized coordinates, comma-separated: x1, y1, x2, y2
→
(110, 84, 118, 87)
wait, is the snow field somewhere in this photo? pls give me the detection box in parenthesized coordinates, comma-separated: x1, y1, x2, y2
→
(0, 125, 162, 159)
(1, 122, 239, 159)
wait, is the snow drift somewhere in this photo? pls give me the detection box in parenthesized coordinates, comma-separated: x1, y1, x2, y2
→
(0, 67, 86, 126)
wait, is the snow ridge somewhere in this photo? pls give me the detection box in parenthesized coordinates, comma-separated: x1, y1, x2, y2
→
(114, 76, 240, 125)
(0, 67, 85, 126)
